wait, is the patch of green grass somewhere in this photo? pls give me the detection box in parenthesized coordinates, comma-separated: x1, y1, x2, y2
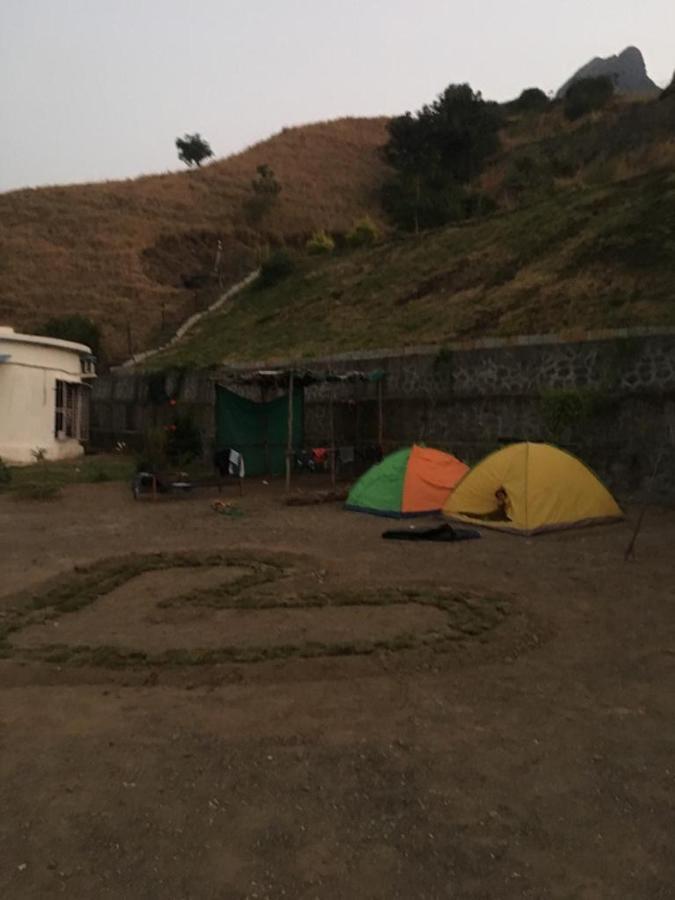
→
(149, 169, 675, 368)
(2, 455, 136, 496)
(11, 482, 63, 502)
(2, 550, 510, 668)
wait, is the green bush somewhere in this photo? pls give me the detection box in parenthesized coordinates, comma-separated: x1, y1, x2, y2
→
(257, 248, 295, 288)
(346, 217, 380, 248)
(37, 314, 101, 357)
(564, 76, 614, 121)
(0, 458, 11, 485)
(508, 87, 550, 114)
(306, 230, 335, 255)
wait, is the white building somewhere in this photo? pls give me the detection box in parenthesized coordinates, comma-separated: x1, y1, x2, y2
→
(0, 326, 96, 464)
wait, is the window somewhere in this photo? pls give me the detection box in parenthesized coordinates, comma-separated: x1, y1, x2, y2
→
(54, 381, 90, 441)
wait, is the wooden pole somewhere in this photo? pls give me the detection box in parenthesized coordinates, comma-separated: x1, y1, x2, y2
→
(329, 386, 336, 489)
(285, 372, 294, 492)
(261, 383, 269, 475)
(377, 379, 384, 452)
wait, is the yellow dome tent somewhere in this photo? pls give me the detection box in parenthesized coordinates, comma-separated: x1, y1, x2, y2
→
(443, 442, 622, 535)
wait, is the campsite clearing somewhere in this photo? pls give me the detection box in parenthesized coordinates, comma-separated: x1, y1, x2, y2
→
(1, 478, 674, 898)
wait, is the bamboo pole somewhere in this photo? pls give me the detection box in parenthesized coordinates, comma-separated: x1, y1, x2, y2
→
(285, 372, 294, 492)
(329, 386, 336, 489)
(377, 378, 384, 451)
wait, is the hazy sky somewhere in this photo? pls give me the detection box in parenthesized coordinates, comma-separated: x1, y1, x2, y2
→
(1, 0, 673, 192)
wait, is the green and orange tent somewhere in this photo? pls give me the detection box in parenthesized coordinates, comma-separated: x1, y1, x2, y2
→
(345, 445, 468, 517)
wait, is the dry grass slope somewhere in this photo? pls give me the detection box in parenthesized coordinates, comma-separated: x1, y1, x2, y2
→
(0, 118, 389, 360)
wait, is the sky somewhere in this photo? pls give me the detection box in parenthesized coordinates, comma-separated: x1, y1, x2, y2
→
(1, 0, 673, 192)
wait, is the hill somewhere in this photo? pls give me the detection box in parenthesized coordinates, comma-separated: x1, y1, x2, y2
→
(149, 93, 675, 368)
(148, 169, 675, 369)
(2, 82, 674, 366)
(0, 118, 389, 361)
(557, 46, 661, 98)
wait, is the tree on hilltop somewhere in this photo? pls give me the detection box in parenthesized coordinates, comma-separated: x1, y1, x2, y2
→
(382, 83, 502, 232)
(175, 133, 214, 168)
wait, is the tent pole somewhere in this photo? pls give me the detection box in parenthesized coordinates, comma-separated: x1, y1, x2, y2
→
(285, 372, 294, 492)
(329, 386, 336, 489)
(377, 379, 384, 451)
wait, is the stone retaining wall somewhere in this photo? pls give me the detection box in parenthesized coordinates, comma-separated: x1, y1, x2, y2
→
(91, 329, 675, 498)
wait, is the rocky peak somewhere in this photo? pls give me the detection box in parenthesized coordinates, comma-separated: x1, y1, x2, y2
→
(557, 46, 660, 98)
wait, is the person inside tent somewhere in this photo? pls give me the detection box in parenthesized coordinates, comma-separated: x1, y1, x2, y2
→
(460, 486, 512, 522)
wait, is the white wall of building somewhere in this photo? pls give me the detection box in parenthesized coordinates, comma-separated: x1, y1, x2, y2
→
(0, 327, 94, 464)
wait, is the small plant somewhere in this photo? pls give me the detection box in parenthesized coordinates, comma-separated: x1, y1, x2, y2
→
(346, 216, 380, 248)
(0, 458, 11, 486)
(31, 447, 47, 463)
(305, 230, 335, 255)
(256, 248, 295, 288)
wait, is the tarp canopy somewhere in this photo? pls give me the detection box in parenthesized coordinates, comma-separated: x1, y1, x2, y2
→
(215, 385, 303, 476)
(443, 442, 623, 534)
(225, 368, 385, 388)
(346, 445, 468, 517)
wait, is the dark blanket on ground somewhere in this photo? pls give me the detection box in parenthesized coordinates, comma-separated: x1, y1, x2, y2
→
(382, 523, 481, 542)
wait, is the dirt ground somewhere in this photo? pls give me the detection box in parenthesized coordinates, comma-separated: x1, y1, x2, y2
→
(1, 477, 674, 899)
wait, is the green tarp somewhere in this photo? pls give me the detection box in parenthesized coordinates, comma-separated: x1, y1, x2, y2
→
(215, 386, 303, 477)
(345, 447, 411, 516)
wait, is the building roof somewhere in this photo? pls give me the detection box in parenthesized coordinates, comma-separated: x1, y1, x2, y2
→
(0, 326, 92, 356)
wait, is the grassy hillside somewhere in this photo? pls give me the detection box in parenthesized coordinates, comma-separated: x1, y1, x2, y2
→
(151, 165, 675, 368)
(0, 118, 388, 360)
(2, 91, 674, 366)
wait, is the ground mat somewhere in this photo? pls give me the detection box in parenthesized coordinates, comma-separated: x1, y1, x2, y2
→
(382, 523, 481, 542)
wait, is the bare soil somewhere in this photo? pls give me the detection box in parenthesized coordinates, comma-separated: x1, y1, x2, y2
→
(1, 478, 674, 899)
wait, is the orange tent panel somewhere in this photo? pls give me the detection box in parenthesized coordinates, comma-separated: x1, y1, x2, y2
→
(402, 445, 469, 514)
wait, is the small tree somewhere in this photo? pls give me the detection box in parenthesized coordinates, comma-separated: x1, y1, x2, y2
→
(175, 133, 214, 167)
(245, 164, 282, 223)
(38, 314, 101, 357)
(382, 83, 502, 232)
(564, 77, 614, 121)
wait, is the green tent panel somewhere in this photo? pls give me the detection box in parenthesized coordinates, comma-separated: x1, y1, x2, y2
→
(345, 447, 412, 516)
(215, 385, 303, 477)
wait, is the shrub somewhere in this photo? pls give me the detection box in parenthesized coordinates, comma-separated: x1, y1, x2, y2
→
(0, 458, 11, 485)
(37, 314, 101, 357)
(509, 87, 550, 114)
(305, 230, 335, 255)
(166, 412, 203, 466)
(346, 217, 380, 248)
(257, 248, 295, 288)
(564, 76, 614, 121)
